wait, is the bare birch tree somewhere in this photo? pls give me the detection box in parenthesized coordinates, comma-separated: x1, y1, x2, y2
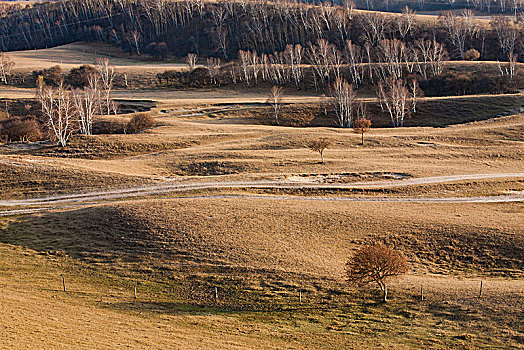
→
(344, 40, 364, 88)
(498, 52, 519, 80)
(211, 6, 229, 59)
(0, 53, 14, 84)
(238, 50, 252, 87)
(428, 40, 447, 76)
(267, 85, 284, 125)
(205, 57, 221, 85)
(95, 58, 117, 115)
(378, 39, 407, 80)
(409, 78, 421, 113)
(308, 39, 332, 90)
(359, 12, 390, 47)
(397, 6, 415, 39)
(72, 76, 100, 136)
(415, 39, 447, 79)
(490, 16, 520, 57)
(129, 30, 141, 56)
(186, 53, 198, 71)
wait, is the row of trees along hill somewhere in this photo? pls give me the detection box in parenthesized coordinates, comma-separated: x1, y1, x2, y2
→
(354, 0, 523, 15)
(0, 0, 521, 62)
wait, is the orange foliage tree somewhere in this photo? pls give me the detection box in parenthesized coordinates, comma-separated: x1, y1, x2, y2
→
(346, 242, 408, 302)
(353, 117, 372, 145)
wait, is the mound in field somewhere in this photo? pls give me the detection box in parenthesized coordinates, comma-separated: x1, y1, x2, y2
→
(2, 198, 522, 279)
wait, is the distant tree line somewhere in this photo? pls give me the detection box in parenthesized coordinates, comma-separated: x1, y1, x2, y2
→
(353, 0, 523, 15)
(0, 0, 521, 63)
(154, 38, 520, 97)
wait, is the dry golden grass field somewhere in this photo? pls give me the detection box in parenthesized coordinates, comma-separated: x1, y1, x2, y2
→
(0, 44, 523, 349)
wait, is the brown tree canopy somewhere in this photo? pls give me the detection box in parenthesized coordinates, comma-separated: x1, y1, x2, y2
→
(346, 242, 408, 302)
(353, 117, 372, 145)
(307, 138, 331, 164)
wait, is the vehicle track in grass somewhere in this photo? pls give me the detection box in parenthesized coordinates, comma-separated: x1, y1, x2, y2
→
(0, 172, 522, 217)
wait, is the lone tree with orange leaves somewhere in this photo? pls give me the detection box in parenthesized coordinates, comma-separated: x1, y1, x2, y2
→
(346, 242, 408, 302)
(353, 117, 372, 145)
(353, 103, 372, 145)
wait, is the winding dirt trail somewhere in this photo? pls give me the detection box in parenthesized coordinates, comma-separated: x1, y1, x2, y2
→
(0, 173, 522, 217)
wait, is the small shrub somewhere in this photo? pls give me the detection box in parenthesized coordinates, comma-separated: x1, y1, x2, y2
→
(66, 65, 97, 88)
(0, 116, 43, 142)
(126, 112, 156, 133)
(157, 67, 213, 87)
(464, 49, 480, 61)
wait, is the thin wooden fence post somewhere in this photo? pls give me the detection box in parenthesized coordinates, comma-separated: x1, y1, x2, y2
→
(479, 280, 483, 298)
(420, 284, 424, 301)
(134, 281, 137, 299)
(215, 287, 218, 304)
(299, 290, 302, 304)
(62, 275, 66, 292)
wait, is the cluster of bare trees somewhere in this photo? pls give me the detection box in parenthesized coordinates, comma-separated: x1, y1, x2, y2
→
(37, 78, 75, 147)
(231, 37, 446, 92)
(186, 53, 198, 71)
(325, 75, 418, 129)
(491, 15, 522, 80)
(377, 77, 419, 128)
(439, 10, 480, 60)
(95, 58, 118, 115)
(36, 58, 117, 146)
(235, 45, 304, 89)
(206, 57, 222, 85)
(471, 0, 524, 18)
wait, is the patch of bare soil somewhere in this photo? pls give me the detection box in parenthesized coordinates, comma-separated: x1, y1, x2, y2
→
(285, 172, 412, 184)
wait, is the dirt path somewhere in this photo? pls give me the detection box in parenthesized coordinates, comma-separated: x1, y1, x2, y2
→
(0, 173, 522, 216)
